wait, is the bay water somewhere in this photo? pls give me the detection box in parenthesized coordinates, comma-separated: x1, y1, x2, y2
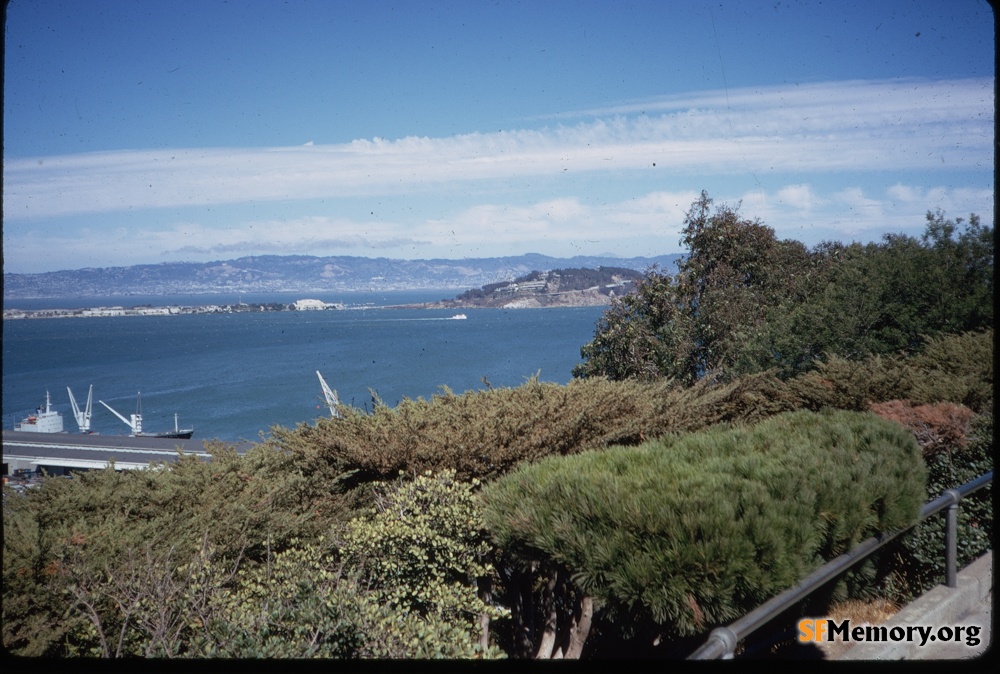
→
(2, 291, 607, 443)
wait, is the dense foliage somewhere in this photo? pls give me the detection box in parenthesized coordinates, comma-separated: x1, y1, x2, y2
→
(339, 470, 507, 658)
(480, 410, 926, 650)
(787, 329, 993, 414)
(2, 456, 506, 658)
(4, 193, 992, 660)
(264, 329, 991, 486)
(575, 192, 993, 382)
(265, 373, 803, 484)
(7, 329, 988, 657)
(870, 402, 993, 600)
(1, 443, 348, 657)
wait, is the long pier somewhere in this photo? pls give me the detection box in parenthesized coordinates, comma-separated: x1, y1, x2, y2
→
(2, 430, 221, 476)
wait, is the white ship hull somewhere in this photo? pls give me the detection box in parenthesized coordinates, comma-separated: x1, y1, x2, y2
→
(14, 392, 65, 433)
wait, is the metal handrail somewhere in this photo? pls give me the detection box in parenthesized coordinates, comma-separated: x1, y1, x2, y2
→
(688, 470, 993, 660)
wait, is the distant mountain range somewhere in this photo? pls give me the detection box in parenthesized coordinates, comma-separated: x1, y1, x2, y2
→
(3, 253, 683, 299)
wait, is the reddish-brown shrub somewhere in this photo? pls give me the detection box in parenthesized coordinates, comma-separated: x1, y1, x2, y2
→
(869, 400, 975, 458)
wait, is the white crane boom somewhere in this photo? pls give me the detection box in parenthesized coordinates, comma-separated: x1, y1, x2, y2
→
(99, 398, 142, 434)
(317, 371, 341, 418)
(68, 385, 93, 433)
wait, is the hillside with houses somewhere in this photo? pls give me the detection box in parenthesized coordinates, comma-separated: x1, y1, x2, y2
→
(424, 266, 644, 309)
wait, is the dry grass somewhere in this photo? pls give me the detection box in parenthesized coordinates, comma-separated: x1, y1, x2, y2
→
(763, 597, 903, 659)
(789, 597, 903, 660)
(825, 597, 900, 628)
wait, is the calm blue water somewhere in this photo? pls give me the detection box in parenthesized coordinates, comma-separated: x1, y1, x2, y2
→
(2, 289, 460, 312)
(3, 292, 606, 442)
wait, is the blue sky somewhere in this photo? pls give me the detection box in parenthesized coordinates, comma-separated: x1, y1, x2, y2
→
(3, 0, 994, 274)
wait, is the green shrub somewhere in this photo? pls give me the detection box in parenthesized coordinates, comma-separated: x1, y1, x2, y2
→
(906, 330, 994, 412)
(786, 330, 993, 413)
(480, 410, 926, 644)
(895, 408, 993, 599)
(265, 373, 810, 485)
(192, 539, 492, 659)
(265, 331, 989, 498)
(0, 442, 350, 657)
(339, 470, 507, 658)
(195, 540, 367, 658)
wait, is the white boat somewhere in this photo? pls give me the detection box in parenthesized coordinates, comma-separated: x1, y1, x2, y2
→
(13, 391, 66, 433)
(449, 313, 468, 320)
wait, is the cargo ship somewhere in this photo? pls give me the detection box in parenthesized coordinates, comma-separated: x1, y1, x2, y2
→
(99, 393, 194, 439)
(12, 388, 193, 439)
(13, 391, 66, 433)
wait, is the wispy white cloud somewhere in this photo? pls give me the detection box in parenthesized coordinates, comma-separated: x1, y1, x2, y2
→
(742, 184, 993, 243)
(5, 183, 990, 272)
(555, 77, 992, 124)
(4, 78, 991, 221)
(775, 184, 823, 211)
(158, 216, 428, 256)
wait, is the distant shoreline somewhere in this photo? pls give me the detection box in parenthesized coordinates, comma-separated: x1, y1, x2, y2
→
(3, 301, 344, 320)
(3, 287, 620, 320)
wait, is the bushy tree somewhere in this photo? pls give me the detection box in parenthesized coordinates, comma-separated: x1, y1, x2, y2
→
(787, 329, 993, 414)
(480, 410, 926, 657)
(675, 191, 814, 380)
(915, 209, 993, 333)
(576, 192, 814, 383)
(576, 192, 992, 383)
(1, 442, 354, 657)
(779, 214, 992, 361)
(339, 470, 507, 658)
(573, 269, 687, 381)
(871, 405, 993, 601)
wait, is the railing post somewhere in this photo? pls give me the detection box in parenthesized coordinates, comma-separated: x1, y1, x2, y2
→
(706, 626, 739, 659)
(687, 472, 992, 660)
(944, 489, 961, 588)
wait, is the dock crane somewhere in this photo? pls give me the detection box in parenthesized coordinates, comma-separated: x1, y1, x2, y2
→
(317, 371, 341, 418)
(100, 395, 144, 435)
(98, 392, 193, 438)
(67, 385, 93, 433)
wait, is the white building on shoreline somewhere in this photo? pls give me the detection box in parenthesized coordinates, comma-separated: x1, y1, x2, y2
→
(292, 299, 344, 311)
